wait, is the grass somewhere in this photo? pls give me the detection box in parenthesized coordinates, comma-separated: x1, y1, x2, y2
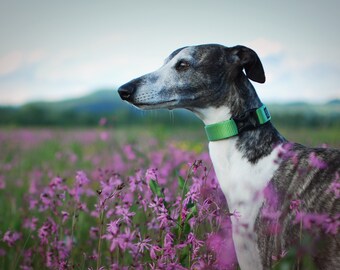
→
(0, 125, 339, 269)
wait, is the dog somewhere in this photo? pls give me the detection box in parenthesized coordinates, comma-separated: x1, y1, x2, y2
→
(118, 44, 340, 269)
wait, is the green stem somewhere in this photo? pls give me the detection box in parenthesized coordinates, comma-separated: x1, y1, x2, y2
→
(96, 209, 105, 270)
(188, 245, 192, 268)
(69, 205, 78, 266)
(297, 219, 302, 270)
(116, 246, 119, 265)
(177, 163, 195, 243)
(13, 230, 32, 270)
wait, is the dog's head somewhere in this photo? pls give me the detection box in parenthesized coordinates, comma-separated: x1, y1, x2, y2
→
(118, 44, 265, 111)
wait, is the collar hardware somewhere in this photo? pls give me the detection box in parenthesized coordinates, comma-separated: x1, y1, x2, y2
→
(204, 105, 271, 141)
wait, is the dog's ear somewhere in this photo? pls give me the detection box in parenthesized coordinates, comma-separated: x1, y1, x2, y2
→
(227, 45, 266, 83)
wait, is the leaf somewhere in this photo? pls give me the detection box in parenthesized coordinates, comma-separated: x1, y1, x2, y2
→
(172, 225, 180, 238)
(186, 199, 195, 209)
(149, 179, 164, 198)
(179, 245, 190, 267)
(183, 222, 191, 235)
(186, 205, 198, 221)
(178, 176, 189, 196)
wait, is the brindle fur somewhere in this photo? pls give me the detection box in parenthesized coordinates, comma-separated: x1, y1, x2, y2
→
(257, 144, 340, 269)
(118, 44, 340, 269)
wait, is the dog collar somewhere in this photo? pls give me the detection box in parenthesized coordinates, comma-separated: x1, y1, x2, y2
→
(204, 105, 271, 141)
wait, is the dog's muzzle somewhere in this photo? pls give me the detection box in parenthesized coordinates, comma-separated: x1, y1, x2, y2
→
(118, 83, 136, 102)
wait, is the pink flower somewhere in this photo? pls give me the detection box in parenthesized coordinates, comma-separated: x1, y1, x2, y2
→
(102, 225, 136, 253)
(137, 193, 148, 212)
(38, 218, 58, 245)
(40, 190, 53, 207)
(119, 227, 136, 252)
(328, 172, 340, 198)
(89, 227, 99, 239)
(145, 168, 158, 182)
(46, 250, 54, 267)
(28, 198, 38, 210)
(3, 231, 21, 246)
(101, 234, 120, 252)
(261, 183, 281, 221)
(189, 160, 203, 173)
(149, 245, 162, 260)
(294, 212, 330, 231)
(100, 175, 123, 200)
(49, 176, 63, 190)
(157, 208, 172, 228)
(272, 250, 288, 261)
(99, 117, 107, 126)
(107, 220, 120, 235)
(207, 232, 237, 268)
(183, 184, 200, 206)
(75, 171, 90, 187)
(163, 232, 176, 260)
(290, 199, 301, 212)
(278, 143, 300, 165)
(136, 235, 152, 253)
(23, 217, 38, 231)
(309, 152, 327, 169)
(186, 232, 204, 257)
(115, 205, 135, 225)
(231, 209, 241, 220)
(100, 131, 109, 141)
(129, 170, 144, 192)
(38, 224, 50, 245)
(149, 196, 165, 211)
(324, 217, 340, 234)
(123, 145, 136, 160)
(61, 211, 69, 223)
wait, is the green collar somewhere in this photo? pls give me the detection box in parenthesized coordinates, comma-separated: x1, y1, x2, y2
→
(204, 105, 271, 141)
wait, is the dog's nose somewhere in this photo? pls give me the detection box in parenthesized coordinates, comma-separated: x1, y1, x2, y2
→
(118, 83, 135, 101)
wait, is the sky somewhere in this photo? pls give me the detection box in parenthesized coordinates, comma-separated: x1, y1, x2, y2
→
(0, 0, 340, 105)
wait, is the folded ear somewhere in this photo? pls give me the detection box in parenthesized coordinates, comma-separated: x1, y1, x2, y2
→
(227, 45, 266, 83)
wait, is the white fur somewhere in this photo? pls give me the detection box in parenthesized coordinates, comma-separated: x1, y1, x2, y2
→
(196, 107, 281, 270)
(134, 47, 195, 107)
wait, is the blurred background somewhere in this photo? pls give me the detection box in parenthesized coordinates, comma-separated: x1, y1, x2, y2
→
(0, 0, 339, 145)
(0, 2, 339, 268)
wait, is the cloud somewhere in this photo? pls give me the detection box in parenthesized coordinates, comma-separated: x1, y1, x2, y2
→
(0, 50, 46, 76)
(1, 34, 339, 106)
(243, 38, 340, 102)
(259, 60, 340, 103)
(0, 51, 24, 76)
(247, 38, 284, 58)
(0, 78, 96, 105)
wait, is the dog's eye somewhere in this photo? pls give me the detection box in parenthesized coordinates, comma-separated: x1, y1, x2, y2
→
(175, 60, 190, 71)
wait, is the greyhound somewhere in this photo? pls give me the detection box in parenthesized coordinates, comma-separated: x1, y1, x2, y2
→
(118, 44, 340, 269)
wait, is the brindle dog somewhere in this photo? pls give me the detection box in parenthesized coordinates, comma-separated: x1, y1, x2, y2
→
(118, 44, 340, 269)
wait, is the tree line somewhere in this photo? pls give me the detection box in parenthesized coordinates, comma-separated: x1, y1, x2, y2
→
(0, 104, 339, 128)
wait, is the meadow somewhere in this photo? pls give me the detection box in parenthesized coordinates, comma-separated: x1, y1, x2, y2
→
(0, 124, 339, 270)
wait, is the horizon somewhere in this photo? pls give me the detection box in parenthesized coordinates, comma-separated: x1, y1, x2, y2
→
(1, 0, 340, 105)
(1, 88, 339, 108)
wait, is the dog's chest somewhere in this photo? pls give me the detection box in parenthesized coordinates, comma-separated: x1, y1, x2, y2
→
(208, 140, 280, 270)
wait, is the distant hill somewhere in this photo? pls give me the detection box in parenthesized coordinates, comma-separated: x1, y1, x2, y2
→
(0, 89, 199, 126)
(0, 89, 339, 127)
(25, 89, 125, 113)
(327, 99, 340, 105)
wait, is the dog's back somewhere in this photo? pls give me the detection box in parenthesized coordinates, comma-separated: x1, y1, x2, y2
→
(256, 143, 340, 269)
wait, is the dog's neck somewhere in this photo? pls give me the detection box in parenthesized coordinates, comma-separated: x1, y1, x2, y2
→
(194, 78, 286, 164)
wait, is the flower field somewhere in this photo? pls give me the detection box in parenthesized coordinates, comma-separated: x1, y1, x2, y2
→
(0, 127, 237, 270)
(0, 126, 339, 269)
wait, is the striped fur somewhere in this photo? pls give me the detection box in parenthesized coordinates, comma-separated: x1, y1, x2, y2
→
(118, 44, 340, 269)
